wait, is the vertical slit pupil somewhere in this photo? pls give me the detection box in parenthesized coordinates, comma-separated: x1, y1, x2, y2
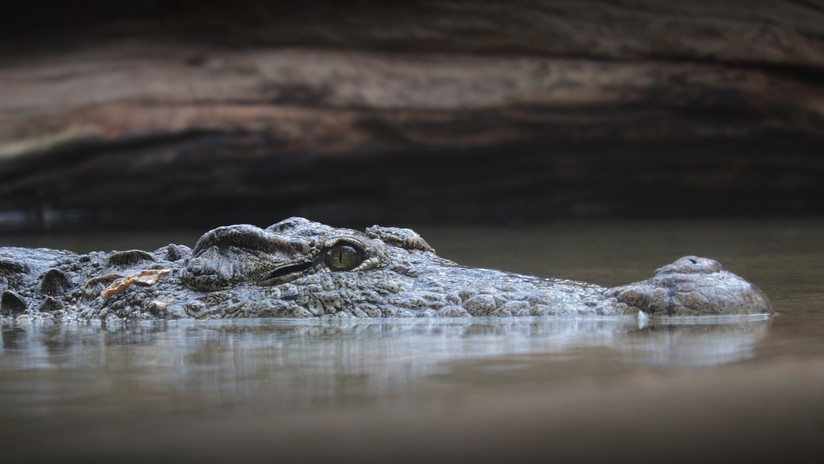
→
(325, 244, 362, 271)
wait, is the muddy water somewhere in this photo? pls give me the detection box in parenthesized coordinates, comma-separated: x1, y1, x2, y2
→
(1, 219, 824, 463)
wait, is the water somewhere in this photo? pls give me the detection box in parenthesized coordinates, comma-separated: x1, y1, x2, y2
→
(2, 219, 824, 463)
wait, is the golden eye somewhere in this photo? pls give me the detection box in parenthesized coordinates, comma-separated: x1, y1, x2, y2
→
(324, 244, 362, 271)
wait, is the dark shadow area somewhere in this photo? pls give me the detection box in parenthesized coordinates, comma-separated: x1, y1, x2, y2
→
(1, 0, 822, 230)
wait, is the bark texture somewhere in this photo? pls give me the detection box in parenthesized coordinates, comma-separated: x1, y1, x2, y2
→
(1, 1, 823, 228)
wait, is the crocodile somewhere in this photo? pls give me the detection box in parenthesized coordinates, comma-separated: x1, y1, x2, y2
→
(0, 217, 771, 323)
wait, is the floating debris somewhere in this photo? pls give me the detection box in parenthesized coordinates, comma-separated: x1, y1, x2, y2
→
(83, 274, 123, 299)
(101, 269, 171, 300)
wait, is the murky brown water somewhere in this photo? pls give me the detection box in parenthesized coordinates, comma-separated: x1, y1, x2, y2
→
(2, 219, 824, 463)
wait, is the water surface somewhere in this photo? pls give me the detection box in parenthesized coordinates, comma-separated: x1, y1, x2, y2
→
(2, 219, 823, 463)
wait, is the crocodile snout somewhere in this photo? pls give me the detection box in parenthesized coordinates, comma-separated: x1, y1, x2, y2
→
(608, 256, 772, 316)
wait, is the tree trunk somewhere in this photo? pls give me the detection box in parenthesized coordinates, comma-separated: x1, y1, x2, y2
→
(1, 1, 823, 228)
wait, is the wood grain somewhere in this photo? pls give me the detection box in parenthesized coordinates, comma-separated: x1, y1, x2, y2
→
(0, 1, 822, 226)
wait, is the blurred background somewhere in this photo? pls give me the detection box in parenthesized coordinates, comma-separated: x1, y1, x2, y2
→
(0, 0, 822, 231)
(3, 4, 824, 462)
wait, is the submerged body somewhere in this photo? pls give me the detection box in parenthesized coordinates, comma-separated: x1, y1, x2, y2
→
(0, 217, 771, 323)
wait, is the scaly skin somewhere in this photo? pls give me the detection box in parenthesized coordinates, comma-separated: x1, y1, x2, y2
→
(0, 217, 772, 324)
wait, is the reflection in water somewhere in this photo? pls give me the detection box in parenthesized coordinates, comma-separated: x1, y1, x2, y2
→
(1, 220, 820, 462)
(0, 317, 769, 427)
(625, 316, 770, 366)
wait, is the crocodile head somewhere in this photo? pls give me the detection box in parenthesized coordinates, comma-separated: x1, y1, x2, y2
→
(0, 217, 772, 321)
(166, 217, 769, 319)
(175, 216, 533, 318)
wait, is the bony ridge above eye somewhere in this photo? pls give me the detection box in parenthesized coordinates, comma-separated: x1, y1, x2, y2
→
(324, 241, 364, 271)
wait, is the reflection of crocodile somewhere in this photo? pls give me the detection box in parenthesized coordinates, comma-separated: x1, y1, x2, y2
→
(0, 217, 771, 323)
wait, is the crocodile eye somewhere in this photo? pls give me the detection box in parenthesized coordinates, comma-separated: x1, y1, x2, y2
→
(324, 244, 363, 271)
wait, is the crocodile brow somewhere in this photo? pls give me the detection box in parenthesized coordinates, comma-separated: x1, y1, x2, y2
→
(192, 224, 312, 257)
